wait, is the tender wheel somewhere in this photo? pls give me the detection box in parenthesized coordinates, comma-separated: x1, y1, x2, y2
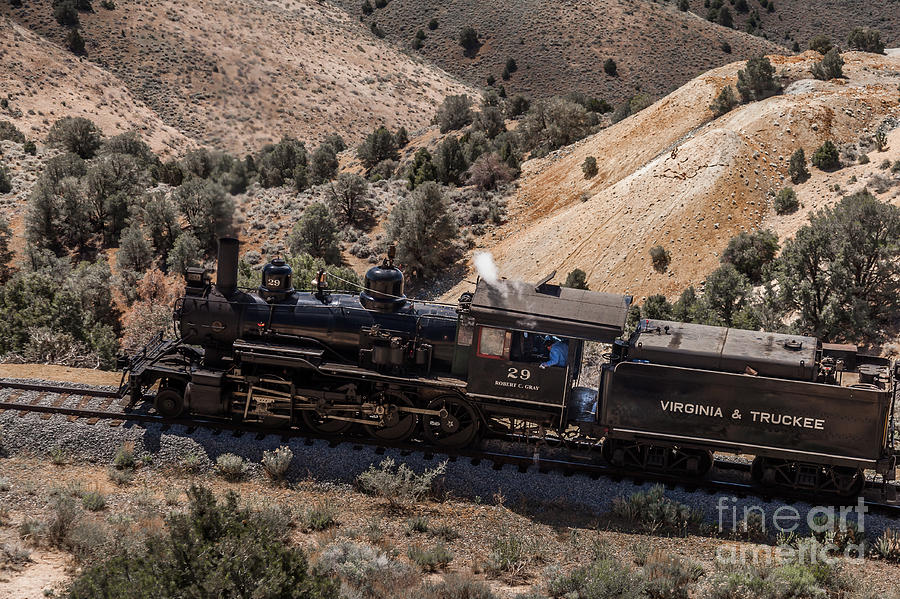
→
(154, 387, 185, 419)
(423, 395, 480, 449)
(301, 410, 354, 435)
(363, 391, 418, 442)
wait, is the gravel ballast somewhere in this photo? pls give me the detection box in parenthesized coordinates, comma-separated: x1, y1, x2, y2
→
(1, 384, 898, 539)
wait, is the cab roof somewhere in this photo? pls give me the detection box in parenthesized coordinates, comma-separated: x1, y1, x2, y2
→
(469, 278, 631, 342)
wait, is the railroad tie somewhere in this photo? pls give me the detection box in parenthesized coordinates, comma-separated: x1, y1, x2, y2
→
(86, 397, 115, 425)
(41, 394, 70, 420)
(67, 396, 91, 422)
(0, 391, 22, 415)
(19, 393, 46, 417)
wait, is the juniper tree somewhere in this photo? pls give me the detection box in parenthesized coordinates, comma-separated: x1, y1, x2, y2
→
(385, 182, 459, 279)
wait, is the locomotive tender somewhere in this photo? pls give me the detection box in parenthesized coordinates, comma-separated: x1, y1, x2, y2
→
(122, 238, 898, 496)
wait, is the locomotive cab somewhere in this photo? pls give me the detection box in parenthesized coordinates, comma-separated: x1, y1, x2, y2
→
(463, 277, 630, 425)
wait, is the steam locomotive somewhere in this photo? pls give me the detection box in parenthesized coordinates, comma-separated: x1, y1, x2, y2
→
(121, 238, 899, 496)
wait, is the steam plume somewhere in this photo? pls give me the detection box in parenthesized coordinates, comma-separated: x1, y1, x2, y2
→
(473, 251, 500, 286)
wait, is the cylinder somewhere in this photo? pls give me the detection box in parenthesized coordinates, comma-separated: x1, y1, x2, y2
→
(216, 237, 240, 296)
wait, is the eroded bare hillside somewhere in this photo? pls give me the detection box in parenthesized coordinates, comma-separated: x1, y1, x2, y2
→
(0, 18, 190, 156)
(452, 51, 900, 302)
(1, 0, 475, 154)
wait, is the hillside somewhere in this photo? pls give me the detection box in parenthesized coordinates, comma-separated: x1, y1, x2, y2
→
(330, 0, 783, 103)
(448, 51, 900, 303)
(681, 0, 900, 52)
(0, 18, 191, 157)
(1, 0, 475, 154)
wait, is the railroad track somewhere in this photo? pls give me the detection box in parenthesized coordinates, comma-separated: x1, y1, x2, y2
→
(2, 378, 899, 517)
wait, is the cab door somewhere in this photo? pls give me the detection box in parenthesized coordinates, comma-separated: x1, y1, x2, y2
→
(466, 325, 569, 406)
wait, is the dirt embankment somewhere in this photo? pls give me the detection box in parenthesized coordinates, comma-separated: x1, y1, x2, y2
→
(447, 51, 900, 302)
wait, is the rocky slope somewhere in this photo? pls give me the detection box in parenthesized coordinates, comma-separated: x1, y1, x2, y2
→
(1, 0, 475, 154)
(450, 51, 900, 302)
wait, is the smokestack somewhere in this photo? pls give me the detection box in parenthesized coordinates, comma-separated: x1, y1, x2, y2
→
(215, 237, 239, 296)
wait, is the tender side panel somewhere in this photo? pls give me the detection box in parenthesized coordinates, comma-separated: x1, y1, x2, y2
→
(602, 362, 890, 467)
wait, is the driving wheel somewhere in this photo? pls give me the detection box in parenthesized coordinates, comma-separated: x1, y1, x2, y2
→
(422, 395, 480, 449)
(363, 391, 418, 442)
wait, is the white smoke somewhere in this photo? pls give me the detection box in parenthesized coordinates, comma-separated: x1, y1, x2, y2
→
(473, 251, 500, 286)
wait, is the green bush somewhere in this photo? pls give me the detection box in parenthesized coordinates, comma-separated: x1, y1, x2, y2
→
(779, 190, 900, 341)
(604, 58, 617, 76)
(774, 187, 799, 214)
(47, 495, 81, 547)
(788, 148, 809, 183)
(406, 515, 429, 534)
(416, 573, 496, 599)
(302, 503, 337, 532)
(46, 116, 102, 159)
(808, 34, 832, 54)
(459, 26, 479, 52)
(408, 543, 453, 572)
(643, 551, 703, 599)
(327, 172, 372, 225)
(113, 442, 137, 470)
(811, 48, 843, 80)
(81, 491, 106, 512)
(357, 126, 399, 170)
(720, 229, 779, 283)
(428, 18, 438, 30)
(0, 165, 11, 194)
(261, 445, 294, 480)
(564, 268, 589, 290)
(0, 121, 25, 143)
(736, 56, 780, 103)
(0, 217, 11, 284)
(107, 466, 133, 486)
(53, 0, 79, 26)
(356, 457, 447, 506)
(385, 182, 460, 279)
(678, 0, 689, 10)
(847, 26, 884, 54)
(287, 203, 341, 264)
(643, 294, 673, 320)
(173, 178, 234, 253)
(215, 453, 246, 481)
(649, 245, 670, 273)
(256, 136, 307, 188)
(548, 556, 645, 599)
(66, 28, 86, 54)
(361, 0, 372, 15)
(519, 97, 590, 154)
(435, 94, 474, 134)
(611, 485, 703, 534)
(709, 86, 737, 116)
(308, 144, 339, 186)
(582, 156, 598, 179)
(318, 540, 417, 596)
(23, 140, 37, 155)
(811, 140, 840, 170)
(69, 486, 337, 599)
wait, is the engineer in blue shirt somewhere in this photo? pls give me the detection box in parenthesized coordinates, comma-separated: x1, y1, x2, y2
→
(540, 337, 568, 368)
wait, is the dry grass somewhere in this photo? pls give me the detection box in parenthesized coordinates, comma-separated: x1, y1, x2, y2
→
(2, 456, 900, 597)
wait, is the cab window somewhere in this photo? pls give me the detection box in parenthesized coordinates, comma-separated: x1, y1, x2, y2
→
(477, 326, 510, 359)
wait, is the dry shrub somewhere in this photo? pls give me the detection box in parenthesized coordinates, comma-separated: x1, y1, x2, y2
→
(119, 268, 183, 351)
(467, 153, 515, 191)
